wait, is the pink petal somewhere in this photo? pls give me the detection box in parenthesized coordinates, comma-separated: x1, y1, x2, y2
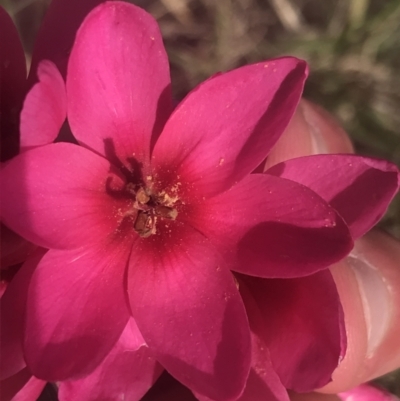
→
(189, 174, 352, 278)
(195, 282, 293, 401)
(240, 271, 345, 391)
(67, 2, 172, 167)
(233, 281, 290, 401)
(0, 368, 46, 401)
(195, 349, 290, 401)
(20, 61, 66, 152)
(0, 143, 132, 250)
(152, 58, 307, 198)
(0, 223, 35, 269)
(235, 369, 289, 401)
(127, 225, 251, 401)
(24, 242, 131, 380)
(266, 155, 400, 239)
(339, 383, 398, 401)
(0, 7, 26, 161)
(28, 0, 108, 83)
(264, 99, 354, 170)
(0, 249, 45, 380)
(58, 319, 162, 401)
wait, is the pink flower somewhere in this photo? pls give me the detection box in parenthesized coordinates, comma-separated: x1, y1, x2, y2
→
(0, 0, 103, 269)
(0, 368, 46, 401)
(1, 2, 399, 400)
(0, 0, 110, 397)
(0, 5, 58, 399)
(238, 158, 400, 395)
(0, 253, 47, 400)
(58, 317, 163, 401)
(234, 272, 343, 396)
(339, 383, 399, 401)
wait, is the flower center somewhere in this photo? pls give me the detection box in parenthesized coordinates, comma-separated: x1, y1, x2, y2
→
(129, 185, 178, 238)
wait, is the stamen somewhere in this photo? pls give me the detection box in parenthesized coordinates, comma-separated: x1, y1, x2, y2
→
(134, 211, 156, 238)
(131, 185, 179, 237)
(136, 187, 150, 204)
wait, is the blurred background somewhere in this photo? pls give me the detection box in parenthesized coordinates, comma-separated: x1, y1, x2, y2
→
(1, 0, 400, 397)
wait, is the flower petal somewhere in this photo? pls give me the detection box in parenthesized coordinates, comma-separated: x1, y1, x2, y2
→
(266, 155, 400, 239)
(0, 7, 26, 161)
(0, 249, 45, 380)
(235, 280, 291, 401)
(0, 223, 35, 269)
(152, 58, 307, 198)
(28, 0, 107, 82)
(189, 174, 352, 278)
(67, 2, 172, 167)
(20, 61, 66, 152)
(0, 368, 46, 401)
(24, 242, 130, 380)
(339, 383, 397, 401)
(240, 271, 345, 391)
(264, 99, 354, 170)
(234, 370, 289, 401)
(195, 342, 290, 401)
(58, 319, 162, 401)
(127, 225, 251, 401)
(0, 143, 131, 250)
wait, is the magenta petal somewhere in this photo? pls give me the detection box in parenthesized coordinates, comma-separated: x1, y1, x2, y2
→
(0, 143, 130, 250)
(232, 281, 290, 401)
(339, 383, 397, 401)
(58, 318, 162, 401)
(195, 352, 289, 401)
(0, 368, 46, 401)
(195, 306, 290, 401)
(234, 370, 288, 401)
(128, 226, 251, 401)
(20, 61, 66, 152)
(191, 174, 352, 278)
(24, 243, 130, 380)
(67, 2, 172, 166)
(152, 58, 307, 198)
(241, 271, 345, 391)
(0, 249, 45, 380)
(0, 7, 26, 161)
(0, 223, 35, 269)
(266, 154, 400, 239)
(28, 0, 107, 82)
